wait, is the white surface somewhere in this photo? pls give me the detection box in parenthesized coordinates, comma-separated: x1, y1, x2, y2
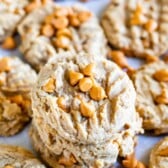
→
(0, 0, 165, 167)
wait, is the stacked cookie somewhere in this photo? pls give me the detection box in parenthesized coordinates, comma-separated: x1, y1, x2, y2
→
(18, 3, 107, 71)
(0, 57, 37, 136)
(30, 51, 142, 167)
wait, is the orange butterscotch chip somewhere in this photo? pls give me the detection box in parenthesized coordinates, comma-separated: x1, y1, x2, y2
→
(145, 55, 158, 63)
(80, 101, 94, 118)
(53, 35, 70, 49)
(82, 63, 94, 76)
(42, 78, 55, 93)
(0, 57, 11, 72)
(54, 7, 69, 17)
(155, 89, 168, 104)
(90, 85, 107, 101)
(78, 11, 91, 23)
(44, 14, 55, 24)
(109, 50, 128, 68)
(57, 97, 67, 111)
(1, 37, 16, 50)
(58, 154, 77, 166)
(4, 165, 14, 168)
(68, 70, 84, 86)
(24, 1, 41, 13)
(69, 14, 80, 27)
(52, 17, 69, 30)
(144, 19, 157, 32)
(41, 24, 55, 37)
(8, 95, 23, 105)
(153, 69, 168, 82)
(56, 28, 72, 39)
(79, 77, 93, 92)
(157, 147, 168, 156)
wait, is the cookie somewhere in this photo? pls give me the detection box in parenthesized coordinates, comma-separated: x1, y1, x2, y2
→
(31, 51, 142, 167)
(0, 0, 52, 43)
(150, 137, 168, 168)
(0, 57, 37, 136)
(18, 3, 107, 71)
(0, 144, 45, 167)
(132, 61, 168, 134)
(101, 0, 168, 58)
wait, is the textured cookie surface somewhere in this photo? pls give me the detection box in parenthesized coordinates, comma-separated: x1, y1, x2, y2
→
(0, 57, 37, 136)
(0, 144, 46, 168)
(32, 51, 142, 167)
(150, 137, 168, 168)
(132, 61, 168, 134)
(18, 3, 107, 71)
(101, 0, 168, 58)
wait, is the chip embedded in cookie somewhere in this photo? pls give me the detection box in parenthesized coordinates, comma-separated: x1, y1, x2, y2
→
(18, 3, 107, 71)
(101, 0, 168, 58)
(31, 51, 142, 167)
(0, 57, 37, 136)
(150, 137, 168, 168)
(0, 0, 52, 46)
(132, 61, 168, 134)
(0, 144, 46, 167)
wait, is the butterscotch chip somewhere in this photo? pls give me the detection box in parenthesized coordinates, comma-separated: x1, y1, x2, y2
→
(53, 35, 70, 49)
(31, 52, 142, 167)
(0, 57, 11, 72)
(58, 154, 77, 166)
(0, 144, 45, 167)
(82, 63, 94, 76)
(41, 24, 54, 37)
(1, 37, 16, 50)
(101, 0, 168, 58)
(132, 61, 168, 134)
(69, 14, 80, 27)
(54, 7, 69, 17)
(144, 19, 157, 33)
(57, 97, 67, 111)
(80, 101, 94, 117)
(78, 11, 91, 23)
(52, 17, 69, 30)
(24, 1, 41, 13)
(79, 77, 93, 92)
(44, 14, 55, 24)
(109, 50, 128, 68)
(90, 85, 106, 101)
(56, 28, 72, 39)
(153, 69, 168, 82)
(145, 55, 159, 63)
(150, 137, 168, 168)
(42, 78, 55, 93)
(68, 70, 83, 86)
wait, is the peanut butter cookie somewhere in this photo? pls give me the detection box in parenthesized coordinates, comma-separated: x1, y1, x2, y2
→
(132, 61, 168, 134)
(101, 0, 168, 58)
(0, 144, 45, 167)
(0, 57, 37, 136)
(18, 3, 107, 71)
(31, 51, 142, 167)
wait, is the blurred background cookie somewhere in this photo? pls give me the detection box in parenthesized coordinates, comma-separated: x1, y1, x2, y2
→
(0, 57, 37, 136)
(18, 3, 107, 71)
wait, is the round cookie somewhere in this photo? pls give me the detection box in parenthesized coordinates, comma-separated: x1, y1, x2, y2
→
(150, 137, 168, 168)
(0, 57, 37, 136)
(18, 3, 107, 71)
(0, 0, 52, 43)
(132, 61, 168, 134)
(31, 51, 142, 167)
(101, 0, 168, 58)
(0, 144, 46, 168)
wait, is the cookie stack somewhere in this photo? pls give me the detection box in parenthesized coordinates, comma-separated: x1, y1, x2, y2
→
(30, 51, 142, 167)
(0, 57, 37, 136)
